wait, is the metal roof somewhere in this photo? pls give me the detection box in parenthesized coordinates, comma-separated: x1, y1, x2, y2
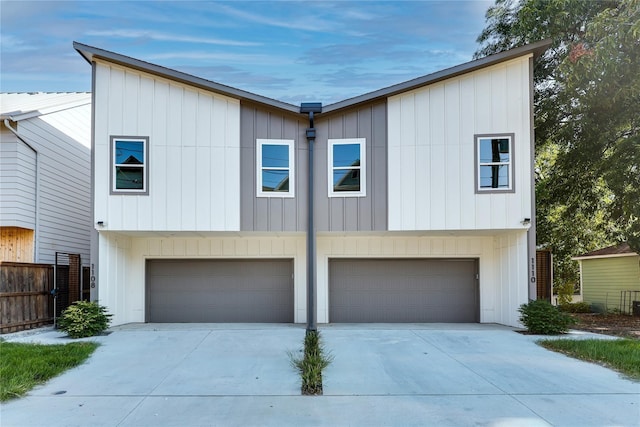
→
(0, 92, 91, 121)
(73, 39, 552, 116)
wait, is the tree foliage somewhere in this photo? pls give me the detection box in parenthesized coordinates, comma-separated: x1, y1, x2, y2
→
(476, 0, 640, 285)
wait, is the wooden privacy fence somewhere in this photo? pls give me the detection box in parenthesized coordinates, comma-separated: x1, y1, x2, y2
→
(0, 262, 54, 334)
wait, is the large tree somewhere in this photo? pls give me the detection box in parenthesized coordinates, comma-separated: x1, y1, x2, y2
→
(475, 0, 640, 285)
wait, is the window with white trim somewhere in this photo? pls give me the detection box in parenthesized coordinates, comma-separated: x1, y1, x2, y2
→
(257, 139, 294, 197)
(475, 134, 514, 193)
(328, 138, 366, 197)
(111, 136, 149, 195)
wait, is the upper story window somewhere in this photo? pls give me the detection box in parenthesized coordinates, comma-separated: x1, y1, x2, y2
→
(111, 136, 149, 195)
(257, 139, 294, 197)
(328, 138, 366, 197)
(475, 134, 514, 193)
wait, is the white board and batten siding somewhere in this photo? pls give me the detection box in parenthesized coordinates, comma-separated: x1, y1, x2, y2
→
(97, 232, 306, 325)
(93, 61, 241, 232)
(317, 232, 529, 327)
(388, 56, 533, 232)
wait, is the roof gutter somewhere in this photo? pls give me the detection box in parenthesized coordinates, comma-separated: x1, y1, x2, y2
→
(300, 102, 322, 332)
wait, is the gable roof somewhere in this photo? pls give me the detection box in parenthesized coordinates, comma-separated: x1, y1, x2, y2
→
(574, 243, 638, 260)
(73, 39, 551, 116)
(0, 92, 91, 121)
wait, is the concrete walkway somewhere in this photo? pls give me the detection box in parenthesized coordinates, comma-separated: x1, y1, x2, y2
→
(1, 324, 638, 426)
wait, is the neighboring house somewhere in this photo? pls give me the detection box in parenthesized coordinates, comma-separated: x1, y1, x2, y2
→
(573, 243, 640, 313)
(0, 92, 92, 268)
(74, 39, 550, 328)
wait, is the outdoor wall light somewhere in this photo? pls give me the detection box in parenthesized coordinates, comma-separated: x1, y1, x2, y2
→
(521, 218, 531, 225)
(97, 221, 105, 226)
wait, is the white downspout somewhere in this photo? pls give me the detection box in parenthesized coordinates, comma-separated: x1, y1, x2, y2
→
(3, 118, 40, 262)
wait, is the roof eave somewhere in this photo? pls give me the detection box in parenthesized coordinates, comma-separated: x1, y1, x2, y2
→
(72, 41, 300, 115)
(573, 252, 638, 261)
(73, 38, 551, 117)
(1, 96, 91, 121)
(322, 39, 552, 114)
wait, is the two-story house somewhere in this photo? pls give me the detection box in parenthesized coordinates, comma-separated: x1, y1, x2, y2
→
(75, 39, 550, 327)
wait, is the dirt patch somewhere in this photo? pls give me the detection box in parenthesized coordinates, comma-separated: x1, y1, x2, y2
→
(569, 313, 640, 339)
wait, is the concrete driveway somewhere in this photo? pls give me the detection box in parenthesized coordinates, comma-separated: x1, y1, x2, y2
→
(1, 323, 638, 427)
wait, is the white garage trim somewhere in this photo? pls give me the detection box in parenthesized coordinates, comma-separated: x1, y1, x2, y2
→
(97, 232, 306, 326)
(317, 233, 529, 327)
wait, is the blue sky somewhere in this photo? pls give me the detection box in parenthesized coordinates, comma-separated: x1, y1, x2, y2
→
(1, 0, 493, 105)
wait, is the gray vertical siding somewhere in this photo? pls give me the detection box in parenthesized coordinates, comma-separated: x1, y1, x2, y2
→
(240, 101, 387, 232)
(240, 104, 308, 231)
(315, 101, 387, 231)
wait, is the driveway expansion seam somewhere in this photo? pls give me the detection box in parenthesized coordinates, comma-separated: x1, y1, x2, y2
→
(408, 328, 514, 393)
(407, 329, 639, 427)
(26, 391, 639, 398)
(150, 330, 214, 387)
(415, 332, 553, 426)
(113, 330, 215, 426)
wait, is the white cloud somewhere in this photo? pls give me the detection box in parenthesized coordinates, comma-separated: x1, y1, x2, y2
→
(145, 51, 288, 65)
(0, 34, 37, 53)
(215, 3, 337, 32)
(85, 29, 261, 47)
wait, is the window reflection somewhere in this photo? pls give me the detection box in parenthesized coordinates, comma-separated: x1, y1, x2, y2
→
(333, 168, 360, 191)
(115, 166, 144, 189)
(333, 144, 360, 167)
(480, 165, 509, 188)
(262, 170, 289, 192)
(332, 143, 361, 192)
(257, 139, 294, 196)
(478, 137, 511, 189)
(262, 144, 289, 168)
(479, 138, 509, 164)
(115, 141, 144, 164)
(328, 138, 365, 197)
(114, 139, 145, 191)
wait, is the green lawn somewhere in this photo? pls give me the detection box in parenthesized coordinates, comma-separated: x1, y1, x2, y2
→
(0, 340, 99, 401)
(539, 338, 640, 381)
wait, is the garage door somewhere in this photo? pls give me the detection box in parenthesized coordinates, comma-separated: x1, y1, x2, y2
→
(329, 258, 478, 323)
(147, 259, 293, 322)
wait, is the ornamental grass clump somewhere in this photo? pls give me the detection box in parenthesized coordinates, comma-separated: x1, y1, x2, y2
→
(289, 330, 333, 395)
(58, 301, 112, 338)
(518, 299, 575, 335)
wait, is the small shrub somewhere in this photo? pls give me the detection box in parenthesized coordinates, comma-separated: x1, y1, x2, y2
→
(556, 282, 576, 306)
(58, 301, 112, 338)
(518, 299, 575, 335)
(558, 302, 591, 313)
(289, 330, 333, 395)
